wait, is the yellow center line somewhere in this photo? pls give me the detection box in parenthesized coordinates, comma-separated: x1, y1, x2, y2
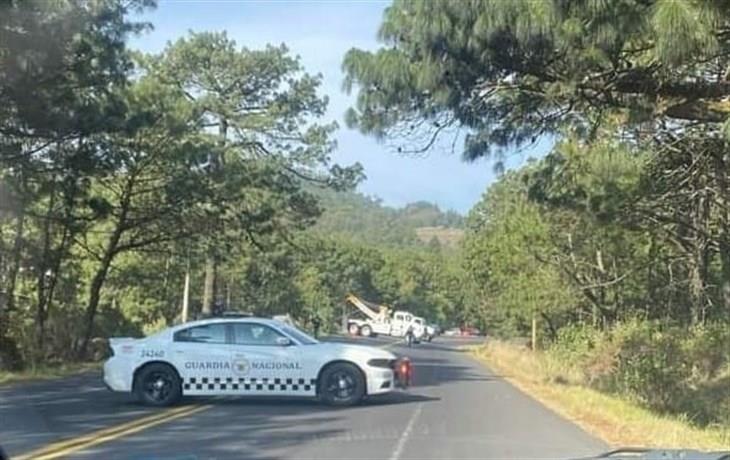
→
(14, 404, 211, 460)
(18, 405, 198, 454)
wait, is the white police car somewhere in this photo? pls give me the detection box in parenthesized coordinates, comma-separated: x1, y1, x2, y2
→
(103, 317, 412, 407)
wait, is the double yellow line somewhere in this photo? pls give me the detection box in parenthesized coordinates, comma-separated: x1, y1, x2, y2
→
(15, 404, 210, 460)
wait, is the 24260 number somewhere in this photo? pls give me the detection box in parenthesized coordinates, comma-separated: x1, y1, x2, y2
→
(140, 349, 165, 359)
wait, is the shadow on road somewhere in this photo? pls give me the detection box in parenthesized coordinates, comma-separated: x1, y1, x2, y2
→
(181, 390, 439, 409)
(80, 391, 439, 459)
(0, 372, 157, 457)
(412, 362, 495, 388)
(96, 408, 350, 460)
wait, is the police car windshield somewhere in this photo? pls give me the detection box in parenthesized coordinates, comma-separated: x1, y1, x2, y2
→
(280, 325, 318, 345)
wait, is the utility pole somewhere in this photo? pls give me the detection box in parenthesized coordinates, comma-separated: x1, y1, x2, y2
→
(182, 267, 190, 323)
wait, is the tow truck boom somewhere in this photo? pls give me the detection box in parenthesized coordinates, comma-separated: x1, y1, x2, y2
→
(345, 294, 391, 322)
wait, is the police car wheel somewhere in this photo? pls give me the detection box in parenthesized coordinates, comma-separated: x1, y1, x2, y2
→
(134, 363, 181, 407)
(319, 363, 365, 407)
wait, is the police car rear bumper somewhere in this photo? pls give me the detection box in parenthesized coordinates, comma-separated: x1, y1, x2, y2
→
(103, 358, 133, 392)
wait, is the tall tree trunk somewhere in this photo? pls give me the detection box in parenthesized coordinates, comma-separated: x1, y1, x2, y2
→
(0, 209, 26, 370)
(43, 224, 71, 354)
(202, 118, 228, 315)
(182, 268, 190, 323)
(77, 176, 132, 359)
(689, 195, 711, 325)
(202, 252, 215, 316)
(713, 150, 730, 318)
(78, 241, 119, 359)
(34, 183, 58, 362)
(646, 235, 658, 319)
(5, 209, 25, 313)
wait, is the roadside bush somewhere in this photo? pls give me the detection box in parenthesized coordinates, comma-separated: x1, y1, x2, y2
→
(544, 321, 730, 427)
(608, 321, 690, 410)
(548, 324, 606, 385)
(681, 324, 730, 381)
(550, 324, 601, 365)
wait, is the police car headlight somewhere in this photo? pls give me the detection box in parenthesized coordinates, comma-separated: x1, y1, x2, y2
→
(368, 359, 395, 368)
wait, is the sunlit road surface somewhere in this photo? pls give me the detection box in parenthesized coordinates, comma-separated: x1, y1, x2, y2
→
(1, 336, 607, 460)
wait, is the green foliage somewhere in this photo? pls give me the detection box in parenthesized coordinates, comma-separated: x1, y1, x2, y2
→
(343, 0, 730, 159)
(0, 0, 158, 367)
(0, 5, 366, 365)
(463, 168, 580, 335)
(546, 321, 730, 427)
(309, 188, 462, 247)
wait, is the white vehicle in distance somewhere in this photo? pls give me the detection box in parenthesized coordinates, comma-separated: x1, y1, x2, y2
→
(443, 327, 461, 337)
(414, 317, 435, 342)
(345, 294, 425, 339)
(104, 317, 412, 407)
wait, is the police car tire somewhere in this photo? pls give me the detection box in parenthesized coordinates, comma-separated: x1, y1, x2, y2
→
(134, 363, 182, 407)
(318, 362, 365, 407)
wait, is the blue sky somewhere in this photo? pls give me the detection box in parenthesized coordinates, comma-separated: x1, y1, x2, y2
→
(130, 0, 548, 214)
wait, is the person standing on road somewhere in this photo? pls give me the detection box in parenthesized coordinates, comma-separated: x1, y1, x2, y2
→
(405, 324, 415, 347)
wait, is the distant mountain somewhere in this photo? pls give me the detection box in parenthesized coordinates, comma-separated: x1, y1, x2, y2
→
(398, 201, 464, 229)
(415, 226, 465, 248)
(309, 189, 464, 247)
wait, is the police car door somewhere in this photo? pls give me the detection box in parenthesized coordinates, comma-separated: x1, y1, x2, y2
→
(171, 322, 231, 395)
(229, 322, 312, 396)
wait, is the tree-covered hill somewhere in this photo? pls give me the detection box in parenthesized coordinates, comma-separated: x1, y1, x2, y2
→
(309, 188, 464, 247)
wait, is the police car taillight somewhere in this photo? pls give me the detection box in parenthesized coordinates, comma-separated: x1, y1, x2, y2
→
(392, 357, 412, 387)
(392, 358, 412, 375)
(401, 360, 413, 377)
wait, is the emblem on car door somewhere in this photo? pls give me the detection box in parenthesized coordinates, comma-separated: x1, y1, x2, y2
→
(232, 355, 250, 376)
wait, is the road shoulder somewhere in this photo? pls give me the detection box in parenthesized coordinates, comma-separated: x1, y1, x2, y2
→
(471, 341, 730, 450)
(0, 362, 102, 387)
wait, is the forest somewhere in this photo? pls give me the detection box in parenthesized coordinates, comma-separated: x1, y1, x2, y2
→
(0, 0, 471, 368)
(1, 0, 730, 432)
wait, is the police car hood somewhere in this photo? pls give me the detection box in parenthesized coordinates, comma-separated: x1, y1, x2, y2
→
(314, 342, 396, 360)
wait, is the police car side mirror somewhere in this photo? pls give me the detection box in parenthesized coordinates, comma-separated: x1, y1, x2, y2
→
(276, 337, 293, 346)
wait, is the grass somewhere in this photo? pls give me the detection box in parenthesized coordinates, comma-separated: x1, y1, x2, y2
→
(415, 226, 464, 247)
(0, 361, 102, 387)
(471, 341, 730, 450)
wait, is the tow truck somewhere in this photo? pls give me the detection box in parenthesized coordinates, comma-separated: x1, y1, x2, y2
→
(345, 294, 425, 340)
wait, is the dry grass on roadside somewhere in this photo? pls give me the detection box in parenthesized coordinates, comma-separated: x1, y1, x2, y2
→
(0, 362, 101, 386)
(471, 341, 730, 450)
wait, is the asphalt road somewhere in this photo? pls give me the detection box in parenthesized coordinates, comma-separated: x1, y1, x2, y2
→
(1, 336, 607, 460)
